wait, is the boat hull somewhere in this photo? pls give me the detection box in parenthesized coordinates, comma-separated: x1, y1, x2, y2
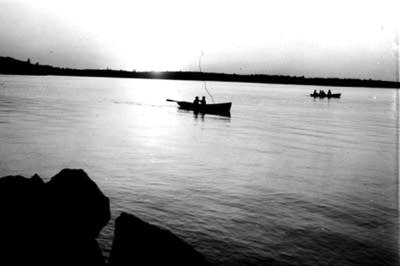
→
(177, 101, 232, 115)
(310, 93, 341, 98)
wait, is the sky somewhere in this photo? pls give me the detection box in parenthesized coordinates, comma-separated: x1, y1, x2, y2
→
(0, 0, 399, 81)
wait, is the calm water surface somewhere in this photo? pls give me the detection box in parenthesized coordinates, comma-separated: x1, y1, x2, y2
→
(0, 75, 398, 265)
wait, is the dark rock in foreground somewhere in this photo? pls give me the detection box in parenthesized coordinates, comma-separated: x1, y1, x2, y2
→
(110, 212, 211, 266)
(0, 175, 46, 264)
(47, 169, 110, 239)
(45, 169, 110, 265)
(0, 169, 110, 265)
(0, 169, 211, 265)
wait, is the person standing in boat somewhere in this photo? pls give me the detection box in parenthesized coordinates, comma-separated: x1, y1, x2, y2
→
(193, 96, 200, 106)
(327, 90, 332, 96)
(200, 96, 206, 105)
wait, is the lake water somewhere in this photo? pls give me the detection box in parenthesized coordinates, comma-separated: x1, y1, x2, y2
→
(0, 75, 398, 265)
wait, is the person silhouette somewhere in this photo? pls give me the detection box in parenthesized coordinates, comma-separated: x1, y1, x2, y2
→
(200, 96, 206, 105)
(327, 90, 332, 96)
(193, 96, 200, 106)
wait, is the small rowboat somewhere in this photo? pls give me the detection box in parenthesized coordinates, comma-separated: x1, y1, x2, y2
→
(167, 99, 232, 116)
(310, 93, 341, 98)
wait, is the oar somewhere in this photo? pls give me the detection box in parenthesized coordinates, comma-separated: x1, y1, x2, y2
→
(166, 99, 179, 102)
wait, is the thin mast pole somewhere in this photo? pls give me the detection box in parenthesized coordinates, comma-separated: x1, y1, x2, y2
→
(199, 51, 215, 103)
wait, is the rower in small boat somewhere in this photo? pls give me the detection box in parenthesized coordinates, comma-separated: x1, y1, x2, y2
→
(193, 96, 200, 106)
(201, 96, 206, 106)
(309, 90, 341, 98)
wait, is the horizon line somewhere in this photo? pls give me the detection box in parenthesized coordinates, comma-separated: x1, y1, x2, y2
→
(1, 55, 399, 86)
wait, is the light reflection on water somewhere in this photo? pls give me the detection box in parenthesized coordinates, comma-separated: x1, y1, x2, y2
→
(0, 75, 398, 265)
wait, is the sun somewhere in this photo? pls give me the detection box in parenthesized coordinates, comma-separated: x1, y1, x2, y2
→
(116, 48, 193, 72)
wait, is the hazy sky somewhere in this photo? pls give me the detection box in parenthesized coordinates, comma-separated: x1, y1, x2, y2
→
(0, 0, 398, 81)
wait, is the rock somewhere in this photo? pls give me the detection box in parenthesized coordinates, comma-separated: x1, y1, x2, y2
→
(110, 212, 211, 266)
(0, 169, 110, 265)
(46, 168, 110, 239)
(0, 174, 46, 265)
(31, 173, 45, 185)
(45, 169, 110, 265)
(0, 169, 210, 265)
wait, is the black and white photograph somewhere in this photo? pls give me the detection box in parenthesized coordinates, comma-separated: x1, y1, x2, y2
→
(0, 0, 399, 265)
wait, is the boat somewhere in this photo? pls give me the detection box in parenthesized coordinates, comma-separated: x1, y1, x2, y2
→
(166, 52, 232, 116)
(167, 99, 232, 116)
(310, 93, 341, 98)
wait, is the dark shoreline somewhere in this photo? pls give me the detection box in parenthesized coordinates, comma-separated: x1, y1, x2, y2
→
(1, 56, 399, 88)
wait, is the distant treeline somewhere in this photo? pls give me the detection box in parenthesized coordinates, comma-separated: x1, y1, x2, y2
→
(1, 56, 399, 88)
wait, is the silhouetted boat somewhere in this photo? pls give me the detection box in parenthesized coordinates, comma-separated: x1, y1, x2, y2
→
(167, 99, 232, 115)
(310, 93, 341, 98)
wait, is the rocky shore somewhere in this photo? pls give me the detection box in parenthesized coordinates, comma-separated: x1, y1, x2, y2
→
(0, 169, 211, 265)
